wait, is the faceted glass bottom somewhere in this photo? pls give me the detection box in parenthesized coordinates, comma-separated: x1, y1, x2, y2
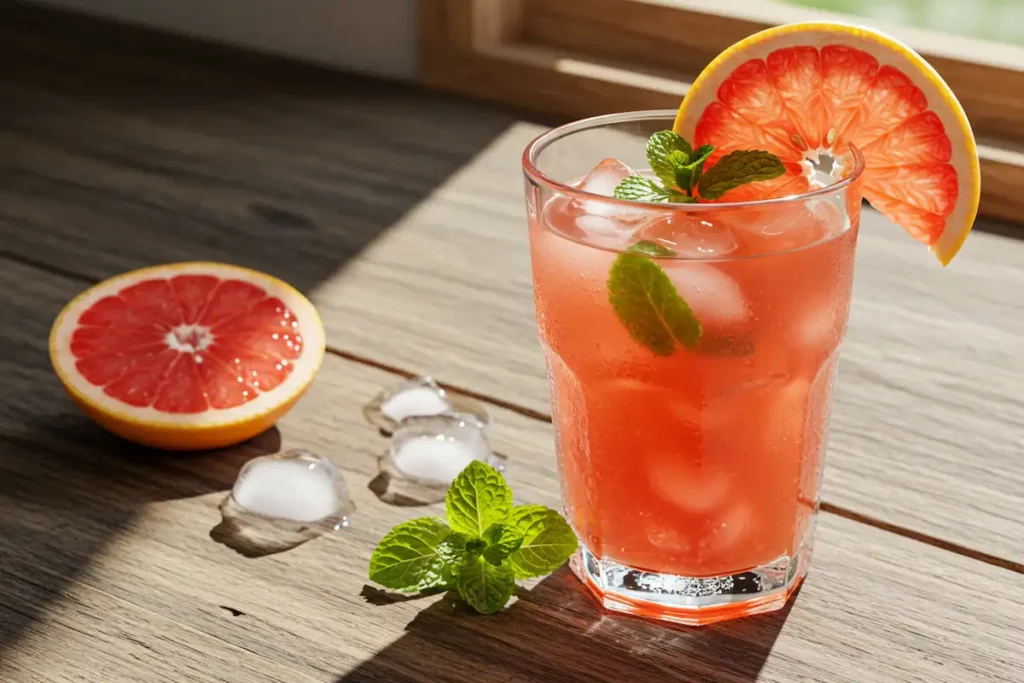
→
(571, 543, 811, 626)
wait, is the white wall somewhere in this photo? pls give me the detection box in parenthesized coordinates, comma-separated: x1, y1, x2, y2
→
(26, 0, 418, 80)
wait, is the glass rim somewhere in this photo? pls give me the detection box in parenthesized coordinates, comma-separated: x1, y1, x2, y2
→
(521, 109, 865, 211)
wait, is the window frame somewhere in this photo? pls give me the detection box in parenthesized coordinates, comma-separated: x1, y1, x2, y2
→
(419, 0, 1024, 224)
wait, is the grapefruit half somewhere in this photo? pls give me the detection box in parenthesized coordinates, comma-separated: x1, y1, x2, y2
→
(50, 262, 326, 450)
(674, 22, 981, 265)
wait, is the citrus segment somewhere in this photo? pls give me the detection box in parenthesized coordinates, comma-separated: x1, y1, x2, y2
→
(50, 262, 325, 450)
(675, 22, 980, 264)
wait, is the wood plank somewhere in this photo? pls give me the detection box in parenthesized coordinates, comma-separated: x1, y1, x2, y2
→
(0, 3, 521, 297)
(3, 261, 1023, 683)
(1, 7, 1021, 567)
(0, 568, 318, 683)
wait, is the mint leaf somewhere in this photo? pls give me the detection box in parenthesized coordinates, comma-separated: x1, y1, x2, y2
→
(613, 175, 679, 203)
(646, 130, 693, 187)
(369, 517, 459, 592)
(369, 463, 581, 614)
(668, 152, 698, 194)
(457, 556, 516, 614)
(464, 537, 486, 556)
(684, 144, 715, 188)
(481, 523, 524, 565)
(506, 505, 578, 580)
(607, 253, 702, 356)
(629, 240, 675, 257)
(435, 533, 470, 586)
(445, 461, 512, 538)
(692, 144, 715, 165)
(670, 192, 698, 203)
(698, 149, 786, 200)
(672, 144, 716, 193)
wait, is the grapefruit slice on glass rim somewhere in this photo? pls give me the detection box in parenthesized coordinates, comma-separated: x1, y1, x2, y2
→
(673, 21, 981, 265)
(49, 262, 325, 451)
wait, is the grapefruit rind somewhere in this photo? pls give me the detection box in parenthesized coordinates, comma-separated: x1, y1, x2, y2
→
(49, 262, 326, 450)
(674, 21, 980, 266)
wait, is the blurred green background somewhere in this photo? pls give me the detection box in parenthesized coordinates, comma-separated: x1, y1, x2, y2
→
(781, 0, 1024, 45)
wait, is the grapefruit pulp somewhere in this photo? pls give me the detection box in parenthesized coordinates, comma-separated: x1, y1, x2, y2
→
(674, 22, 981, 265)
(50, 262, 326, 450)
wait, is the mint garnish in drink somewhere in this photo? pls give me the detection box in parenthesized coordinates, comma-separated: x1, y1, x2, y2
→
(608, 244, 701, 356)
(613, 174, 692, 203)
(606, 131, 785, 356)
(368, 461, 577, 614)
(697, 149, 788, 200)
(612, 130, 785, 203)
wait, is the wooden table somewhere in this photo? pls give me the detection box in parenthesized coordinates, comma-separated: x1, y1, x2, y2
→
(1, 6, 1022, 682)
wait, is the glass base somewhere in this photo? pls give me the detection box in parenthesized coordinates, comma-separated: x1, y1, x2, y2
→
(572, 544, 810, 626)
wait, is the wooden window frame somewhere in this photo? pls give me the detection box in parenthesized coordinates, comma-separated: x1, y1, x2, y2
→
(419, 0, 1024, 224)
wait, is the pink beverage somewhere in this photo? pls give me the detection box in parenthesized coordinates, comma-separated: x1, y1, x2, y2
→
(523, 112, 863, 625)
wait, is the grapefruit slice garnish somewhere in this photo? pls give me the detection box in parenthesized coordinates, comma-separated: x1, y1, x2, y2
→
(674, 22, 981, 265)
(50, 262, 326, 450)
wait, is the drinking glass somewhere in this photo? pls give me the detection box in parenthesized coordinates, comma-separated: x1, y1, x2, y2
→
(522, 111, 864, 625)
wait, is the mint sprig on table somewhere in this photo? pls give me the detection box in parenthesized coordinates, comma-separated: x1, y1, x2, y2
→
(606, 131, 785, 356)
(368, 461, 577, 614)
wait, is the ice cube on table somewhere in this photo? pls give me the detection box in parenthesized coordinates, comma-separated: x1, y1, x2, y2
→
(363, 376, 489, 429)
(231, 450, 349, 523)
(633, 214, 739, 257)
(214, 450, 352, 557)
(382, 385, 451, 422)
(373, 414, 506, 504)
(393, 436, 480, 486)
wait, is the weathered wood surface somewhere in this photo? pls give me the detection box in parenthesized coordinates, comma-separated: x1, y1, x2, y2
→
(1, 4, 1021, 566)
(2, 260, 1023, 683)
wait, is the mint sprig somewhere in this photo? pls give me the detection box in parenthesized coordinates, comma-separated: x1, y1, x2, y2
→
(646, 130, 692, 188)
(613, 130, 784, 202)
(368, 461, 578, 615)
(606, 132, 785, 356)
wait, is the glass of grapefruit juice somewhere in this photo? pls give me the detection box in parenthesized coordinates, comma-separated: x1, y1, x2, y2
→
(523, 111, 865, 625)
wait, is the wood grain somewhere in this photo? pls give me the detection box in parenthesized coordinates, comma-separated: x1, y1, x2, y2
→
(0, 569, 319, 683)
(0, 8, 1021, 567)
(3, 259, 1023, 683)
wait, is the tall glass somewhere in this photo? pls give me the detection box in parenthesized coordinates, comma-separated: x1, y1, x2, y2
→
(522, 111, 864, 625)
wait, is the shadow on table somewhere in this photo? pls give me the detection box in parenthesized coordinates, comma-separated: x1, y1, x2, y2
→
(340, 569, 794, 683)
(0, 413, 281, 643)
(0, 4, 524, 663)
(0, 2, 522, 294)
